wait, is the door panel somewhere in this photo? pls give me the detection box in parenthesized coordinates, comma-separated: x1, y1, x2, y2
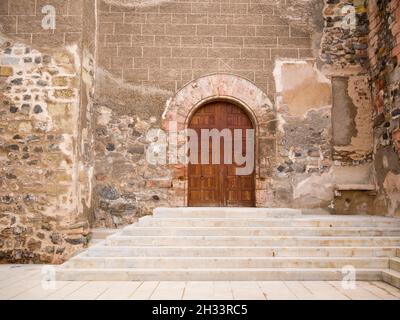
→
(188, 101, 255, 207)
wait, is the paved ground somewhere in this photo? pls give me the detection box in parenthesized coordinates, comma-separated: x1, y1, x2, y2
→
(0, 265, 400, 300)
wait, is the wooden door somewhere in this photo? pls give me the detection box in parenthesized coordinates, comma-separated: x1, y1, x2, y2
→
(188, 101, 255, 207)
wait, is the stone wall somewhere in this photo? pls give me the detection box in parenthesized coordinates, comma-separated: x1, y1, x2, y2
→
(0, 0, 92, 263)
(91, 0, 382, 224)
(368, 0, 400, 216)
(0, 0, 396, 265)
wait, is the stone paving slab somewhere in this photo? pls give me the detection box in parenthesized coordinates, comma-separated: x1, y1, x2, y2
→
(0, 265, 399, 300)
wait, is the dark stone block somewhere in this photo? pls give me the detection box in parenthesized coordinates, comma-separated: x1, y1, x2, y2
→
(42, 55, 52, 64)
(26, 135, 39, 142)
(65, 237, 85, 245)
(11, 78, 23, 85)
(56, 247, 65, 255)
(128, 146, 144, 154)
(23, 194, 35, 202)
(374, 113, 385, 127)
(9, 106, 18, 113)
(99, 185, 119, 200)
(33, 105, 43, 113)
(7, 144, 19, 151)
(36, 80, 48, 86)
(48, 144, 60, 151)
(106, 143, 115, 151)
(50, 233, 62, 245)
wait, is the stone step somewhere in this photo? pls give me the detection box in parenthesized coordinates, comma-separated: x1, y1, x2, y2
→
(55, 268, 382, 281)
(121, 226, 400, 237)
(89, 239, 104, 246)
(382, 269, 400, 289)
(106, 235, 400, 247)
(91, 228, 118, 240)
(389, 257, 400, 272)
(85, 246, 399, 258)
(64, 256, 389, 269)
(138, 217, 400, 228)
(153, 207, 302, 218)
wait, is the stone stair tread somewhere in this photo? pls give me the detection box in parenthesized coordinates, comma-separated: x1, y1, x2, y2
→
(140, 217, 400, 221)
(63, 255, 389, 270)
(86, 245, 400, 249)
(153, 208, 303, 218)
(110, 235, 400, 238)
(55, 268, 383, 281)
(57, 267, 382, 271)
(68, 256, 389, 261)
(83, 246, 398, 258)
(383, 269, 400, 277)
(92, 228, 118, 232)
(137, 223, 400, 227)
(124, 226, 400, 230)
(382, 269, 400, 289)
(389, 257, 400, 272)
(106, 235, 400, 247)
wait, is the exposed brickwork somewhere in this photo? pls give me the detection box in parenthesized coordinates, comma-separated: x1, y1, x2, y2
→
(368, 0, 400, 216)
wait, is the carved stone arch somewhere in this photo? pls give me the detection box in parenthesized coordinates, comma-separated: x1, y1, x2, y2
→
(162, 73, 277, 207)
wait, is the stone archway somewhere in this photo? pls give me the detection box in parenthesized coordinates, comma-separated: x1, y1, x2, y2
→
(161, 73, 276, 207)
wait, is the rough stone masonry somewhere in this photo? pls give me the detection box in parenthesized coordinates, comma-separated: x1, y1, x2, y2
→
(0, 0, 399, 263)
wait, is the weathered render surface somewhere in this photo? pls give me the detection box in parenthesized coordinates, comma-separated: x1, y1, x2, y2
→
(0, 0, 399, 263)
(319, 0, 378, 214)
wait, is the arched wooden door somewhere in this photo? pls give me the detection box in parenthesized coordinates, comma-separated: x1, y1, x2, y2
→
(188, 101, 255, 207)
